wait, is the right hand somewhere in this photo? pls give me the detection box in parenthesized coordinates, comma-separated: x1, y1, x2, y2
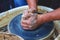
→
(21, 10, 39, 30)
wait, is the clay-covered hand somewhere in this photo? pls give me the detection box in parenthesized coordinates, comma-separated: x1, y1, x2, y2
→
(21, 8, 60, 30)
(21, 10, 40, 30)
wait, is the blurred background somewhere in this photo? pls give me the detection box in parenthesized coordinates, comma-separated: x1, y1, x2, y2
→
(0, 0, 27, 13)
(0, 0, 60, 13)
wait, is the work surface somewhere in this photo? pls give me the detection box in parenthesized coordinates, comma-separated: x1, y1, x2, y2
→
(0, 6, 60, 40)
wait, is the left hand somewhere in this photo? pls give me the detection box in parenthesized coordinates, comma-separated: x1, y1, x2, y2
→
(21, 10, 39, 30)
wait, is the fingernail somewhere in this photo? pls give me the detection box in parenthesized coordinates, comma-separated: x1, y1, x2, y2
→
(29, 26, 32, 28)
(23, 28, 29, 29)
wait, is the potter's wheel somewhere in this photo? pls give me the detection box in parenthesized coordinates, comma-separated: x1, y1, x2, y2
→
(8, 13, 54, 40)
(7, 6, 54, 40)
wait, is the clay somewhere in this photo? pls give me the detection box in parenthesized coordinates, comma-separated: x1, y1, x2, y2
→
(0, 32, 23, 40)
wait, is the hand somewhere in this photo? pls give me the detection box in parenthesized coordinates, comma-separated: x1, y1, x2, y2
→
(21, 10, 39, 30)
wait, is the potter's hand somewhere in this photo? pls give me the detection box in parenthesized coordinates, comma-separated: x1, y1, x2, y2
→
(21, 10, 40, 30)
(21, 8, 60, 30)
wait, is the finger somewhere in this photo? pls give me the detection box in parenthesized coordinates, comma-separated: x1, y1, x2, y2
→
(22, 10, 33, 19)
(21, 19, 33, 28)
(28, 16, 36, 24)
(21, 23, 33, 30)
(21, 21, 30, 25)
(21, 23, 29, 27)
(21, 23, 30, 29)
(21, 17, 32, 24)
(21, 16, 36, 26)
(28, 8, 36, 13)
(22, 10, 29, 18)
(21, 18, 31, 24)
(23, 10, 28, 14)
(21, 20, 37, 30)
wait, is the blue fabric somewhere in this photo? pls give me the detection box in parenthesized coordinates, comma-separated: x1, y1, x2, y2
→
(0, 0, 27, 12)
(14, 0, 27, 7)
(8, 14, 54, 40)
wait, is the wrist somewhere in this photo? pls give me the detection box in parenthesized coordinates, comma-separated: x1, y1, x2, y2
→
(37, 13, 52, 24)
(28, 8, 37, 13)
(37, 14, 45, 24)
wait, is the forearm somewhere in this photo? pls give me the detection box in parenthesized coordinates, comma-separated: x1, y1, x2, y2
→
(27, 0, 38, 11)
(38, 8, 60, 24)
